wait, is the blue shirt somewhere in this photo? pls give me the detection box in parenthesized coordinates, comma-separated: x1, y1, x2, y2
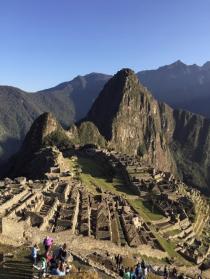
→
(31, 247, 38, 258)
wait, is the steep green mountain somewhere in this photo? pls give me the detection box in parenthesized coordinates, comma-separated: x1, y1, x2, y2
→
(80, 69, 210, 193)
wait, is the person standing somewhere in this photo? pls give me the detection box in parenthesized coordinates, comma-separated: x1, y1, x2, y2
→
(130, 267, 136, 279)
(43, 236, 53, 252)
(123, 267, 131, 279)
(57, 243, 68, 263)
(31, 244, 39, 265)
(164, 265, 169, 279)
(135, 263, 142, 278)
(141, 259, 146, 277)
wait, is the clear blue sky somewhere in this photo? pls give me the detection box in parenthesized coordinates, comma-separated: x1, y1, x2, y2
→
(0, 0, 210, 91)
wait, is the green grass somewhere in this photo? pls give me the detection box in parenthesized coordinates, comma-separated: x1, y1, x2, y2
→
(128, 199, 165, 221)
(153, 233, 192, 266)
(77, 156, 136, 196)
(164, 229, 181, 238)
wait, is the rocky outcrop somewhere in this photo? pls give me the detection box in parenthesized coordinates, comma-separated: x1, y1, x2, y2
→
(77, 122, 106, 147)
(84, 69, 177, 175)
(21, 112, 59, 154)
(6, 113, 72, 178)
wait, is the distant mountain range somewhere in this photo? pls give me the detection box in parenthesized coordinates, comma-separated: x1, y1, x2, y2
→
(0, 60, 210, 162)
(138, 60, 210, 116)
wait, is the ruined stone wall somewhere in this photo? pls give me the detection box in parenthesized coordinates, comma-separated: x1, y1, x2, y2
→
(8, 192, 43, 218)
(0, 189, 28, 215)
(39, 198, 59, 231)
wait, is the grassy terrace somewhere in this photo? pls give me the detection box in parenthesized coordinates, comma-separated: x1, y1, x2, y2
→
(164, 229, 182, 237)
(67, 155, 191, 265)
(74, 155, 167, 223)
(128, 199, 165, 221)
(77, 156, 135, 196)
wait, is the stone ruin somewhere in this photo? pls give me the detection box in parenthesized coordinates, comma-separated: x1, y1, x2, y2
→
(0, 167, 163, 254)
(0, 145, 209, 266)
(82, 147, 210, 264)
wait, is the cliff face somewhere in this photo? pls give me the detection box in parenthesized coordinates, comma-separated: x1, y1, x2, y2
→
(81, 69, 210, 192)
(85, 69, 177, 174)
(170, 110, 210, 191)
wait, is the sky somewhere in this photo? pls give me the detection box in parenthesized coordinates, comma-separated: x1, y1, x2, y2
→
(0, 0, 210, 91)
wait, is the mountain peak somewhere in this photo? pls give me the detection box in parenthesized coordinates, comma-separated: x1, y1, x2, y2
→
(22, 112, 59, 154)
(162, 60, 187, 70)
(85, 68, 149, 140)
(115, 68, 135, 76)
(113, 68, 138, 84)
(202, 61, 210, 70)
(174, 59, 185, 65)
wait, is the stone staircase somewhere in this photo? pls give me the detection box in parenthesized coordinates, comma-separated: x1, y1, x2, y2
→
(0, 259, 34, 279)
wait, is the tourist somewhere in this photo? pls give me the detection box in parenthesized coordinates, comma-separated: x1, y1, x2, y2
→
(163, 265, 169, 279)
(119, 255, 123, 269)
(57, 243, 68, 263)
(51, 260, 66, 276)
(144, 266, 148, 278)
(172, 267, 177, 278)
(115, 254, 123, 270)
(31, 243, 39, 265)
(135, 263, 142, 278)
(43, 236, 53, 252)
(33, 256, 47, 277)
(119, 265, 125, 277)
(45, 249, 53, 264)
(49, 257, 58, 271)
(123, 267, 131, 279)
(141, 259, 146, 277)
(130, 267, 136, 279)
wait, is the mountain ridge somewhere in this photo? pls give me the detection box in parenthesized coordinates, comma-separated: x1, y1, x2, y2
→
(0, 60, 210, 164)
